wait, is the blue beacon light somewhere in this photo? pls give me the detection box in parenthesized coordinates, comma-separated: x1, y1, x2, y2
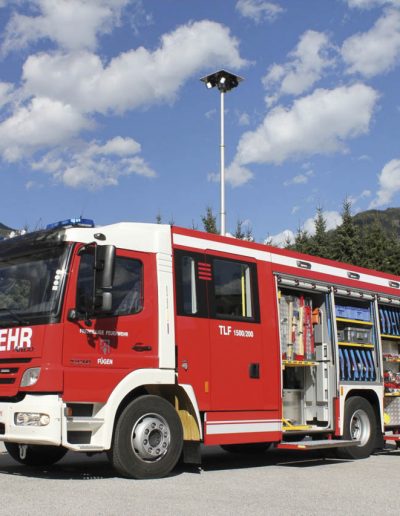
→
(46, 218, 95, 230)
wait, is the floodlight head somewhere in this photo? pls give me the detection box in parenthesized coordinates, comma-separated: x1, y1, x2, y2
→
(200, 69, 243, 93)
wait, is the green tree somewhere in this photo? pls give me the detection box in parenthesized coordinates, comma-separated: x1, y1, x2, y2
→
(234, 220, 245, 239)
(288, 227, 312, 254)
(331, 198, 361, 265)
(387, 238, 400, 276)
(245, 225, 254, 242)
(308, 207, 330, 258)
(234, 220, 254, 241)
(202, 206, 218, 234)
(360, 217, 392, 272)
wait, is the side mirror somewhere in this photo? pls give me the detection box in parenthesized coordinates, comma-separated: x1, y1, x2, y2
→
(94, 245, 116, 313)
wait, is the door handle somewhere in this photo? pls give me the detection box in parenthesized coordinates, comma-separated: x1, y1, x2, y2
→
(132, 343, 152, 352)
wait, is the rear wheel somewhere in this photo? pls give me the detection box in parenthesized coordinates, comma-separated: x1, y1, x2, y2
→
(108, 395, 183, 479)
(4, 443, 67, 466)
(336, 396, 377, 459)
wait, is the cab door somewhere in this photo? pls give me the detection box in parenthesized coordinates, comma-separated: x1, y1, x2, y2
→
(205, 252, 266, 410)
(175, 249, 211, 410)
(62, 244, 158, 401)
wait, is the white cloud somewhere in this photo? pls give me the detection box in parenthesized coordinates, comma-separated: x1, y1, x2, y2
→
(342, 8, 400, 77)
(205, 109, 217, 119)
(1, 0, 131, 54)
(0, 97, 91, 161)
(31, 137, 155, 189)
(346, 0, 399, 8)
(267, 210, 342, 247)
(0, 82, 14, 109)
(22, 20, 247, 114)
(263, 31, 336, 102)
(284, 169, 314, 186)
(348, 189, 372, 206)
(237, 111, 250, 126)
(88, 136, 141, 156)
(370, 159, 400, 207)
(236, 0, 284, 23)
(265, 229, 294, 247)
(229, 84, 378, 186)
(225, 163, 254, 187)
(0, 18, 246, 187)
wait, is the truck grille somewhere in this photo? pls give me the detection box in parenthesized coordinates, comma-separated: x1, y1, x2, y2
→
(0, 358, 32, 386)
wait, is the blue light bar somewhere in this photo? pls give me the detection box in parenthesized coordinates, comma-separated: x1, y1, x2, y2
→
(46, 218, 95, 230)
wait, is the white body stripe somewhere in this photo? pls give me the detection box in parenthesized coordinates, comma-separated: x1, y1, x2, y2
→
(173, 233, 397, 292)
(271, 253, 393, 290)
(173, 233, 271, 262)
(206, 419, 282, 435)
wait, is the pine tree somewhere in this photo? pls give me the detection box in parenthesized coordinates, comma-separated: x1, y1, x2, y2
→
(234, 220, 255, 241)
(245, 225, 254, 242)
(291, 227, 311, 254)
(308, 207, 330, 258)
(234, 220, 246, 240)
(331, 198, 361, 265)
(202, 206, 218, 234)
(387, 238, 400, 276)
(360, 217, 392, 272)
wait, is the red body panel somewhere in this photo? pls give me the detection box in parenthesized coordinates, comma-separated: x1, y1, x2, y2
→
(61, 246, 158, 402)
(0, 323, 64, 396)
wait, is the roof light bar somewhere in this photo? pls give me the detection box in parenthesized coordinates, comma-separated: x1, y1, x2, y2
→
(46, 218, 95, 230)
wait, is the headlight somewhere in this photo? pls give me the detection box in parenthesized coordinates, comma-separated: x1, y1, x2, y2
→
(15, 412, 50, 426)
(20, 367, 41, 387)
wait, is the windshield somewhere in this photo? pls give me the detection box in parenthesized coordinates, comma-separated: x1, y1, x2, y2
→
(0, 236, 70, 327)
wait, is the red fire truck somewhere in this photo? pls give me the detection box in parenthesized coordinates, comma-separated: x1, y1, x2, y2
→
(0, 218, 399, 478)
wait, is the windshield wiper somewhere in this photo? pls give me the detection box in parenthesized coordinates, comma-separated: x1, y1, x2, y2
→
(0, 308, 29, 325)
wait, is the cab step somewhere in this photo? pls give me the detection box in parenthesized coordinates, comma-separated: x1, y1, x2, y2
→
(277, 439, 360, 451)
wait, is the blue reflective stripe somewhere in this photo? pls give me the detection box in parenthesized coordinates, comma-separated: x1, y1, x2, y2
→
(339, 349, 345, 381)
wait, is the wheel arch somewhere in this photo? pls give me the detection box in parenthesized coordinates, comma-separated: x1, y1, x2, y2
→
(103, 370, 202, 449)
(344, 389, 383, 434)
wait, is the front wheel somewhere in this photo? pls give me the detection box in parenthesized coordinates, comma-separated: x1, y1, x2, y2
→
(336, 396, 377, 460)
(108, 395, 183, 479)
(4, 443, 67, 466)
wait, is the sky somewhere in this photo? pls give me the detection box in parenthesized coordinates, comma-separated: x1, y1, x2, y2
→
(0, 0, 400, 244)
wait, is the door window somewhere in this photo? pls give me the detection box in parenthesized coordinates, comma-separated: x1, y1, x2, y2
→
(211, 257, 259, 322)
(76, 250, 143, 317)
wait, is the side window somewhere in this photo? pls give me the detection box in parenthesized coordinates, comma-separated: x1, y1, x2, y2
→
(181, 256, 198, 314)
(76, 251, 95, 313)
(76, 251, 143, 316)
(211, 257, 259, 322)
(174, 250, 207, 317)
(112, 258, 143, 315)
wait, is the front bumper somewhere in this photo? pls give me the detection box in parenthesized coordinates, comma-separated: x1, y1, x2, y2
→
(0, 394, 63, 446)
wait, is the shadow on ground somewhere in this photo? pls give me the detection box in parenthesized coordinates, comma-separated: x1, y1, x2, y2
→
(2, 444, 390, 480)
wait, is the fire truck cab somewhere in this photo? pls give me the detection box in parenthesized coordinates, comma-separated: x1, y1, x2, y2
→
(0, 219, 399, 478)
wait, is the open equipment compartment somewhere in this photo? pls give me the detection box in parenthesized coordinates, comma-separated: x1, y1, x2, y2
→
(334, 294, 378, 384)
(379, 302, 400, 429)
(278, 278, 335, 433)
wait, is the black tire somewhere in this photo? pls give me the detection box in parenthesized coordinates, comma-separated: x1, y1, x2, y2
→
(108, 395, 183, 479)
(335, 396, 377, 460)
(4, 443, 67, 466)
(220, 443, 273, 454)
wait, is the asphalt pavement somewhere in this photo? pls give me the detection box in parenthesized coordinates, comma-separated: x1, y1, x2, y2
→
(0, 442, 399, 515)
